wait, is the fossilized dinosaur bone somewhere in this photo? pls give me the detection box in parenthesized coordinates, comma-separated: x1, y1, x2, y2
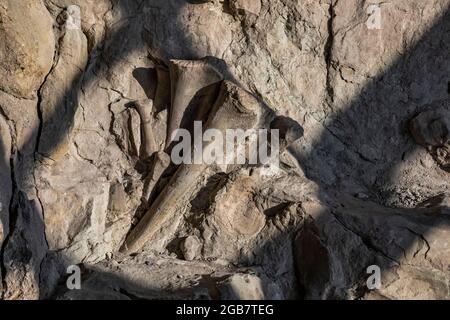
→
(141, 150, 171, 203)
(131, 99, 158, 159)
(166, 59, 223, 148)
(122, 81, 263, 254)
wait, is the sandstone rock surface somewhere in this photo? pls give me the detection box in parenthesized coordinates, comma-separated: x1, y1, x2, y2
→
(0, 0, 449, 301)
(0, 0, 55, 99)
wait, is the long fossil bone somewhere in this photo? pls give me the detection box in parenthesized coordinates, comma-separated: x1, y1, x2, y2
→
(122, 81, 263, 254)
(166, 59, 223, 148)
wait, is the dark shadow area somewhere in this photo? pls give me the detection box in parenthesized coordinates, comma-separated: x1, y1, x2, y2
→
(1, 0, 450, 300)
(52, 265, 214, 300)
(132, 67, 157, 99)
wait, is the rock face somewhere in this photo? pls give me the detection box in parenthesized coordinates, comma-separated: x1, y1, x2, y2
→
(38, 5, 88, 160)
(410, 100, 450, 171)
(0, 0, 55, 99)
(0, 0, 450, 301)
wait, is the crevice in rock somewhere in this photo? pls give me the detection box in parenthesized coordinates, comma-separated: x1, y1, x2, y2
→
(330, 210, 400, 265)
(107, 98, 133, 160)
(35, 25, 63, 156)
(324, 0, 336, 107)
(322, 124, 376, 164)
(404, 227, 431, 260)
(26, 10, 65, 295)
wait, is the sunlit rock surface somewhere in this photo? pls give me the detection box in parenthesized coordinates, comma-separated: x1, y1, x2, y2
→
(0, 0, 449, 300)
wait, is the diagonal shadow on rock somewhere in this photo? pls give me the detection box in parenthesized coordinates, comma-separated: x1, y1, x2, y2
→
(0, 0, 211, 299)
(286, 4, 450, 299)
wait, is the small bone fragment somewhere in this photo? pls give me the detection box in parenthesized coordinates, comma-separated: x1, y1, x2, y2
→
(111, 104, 141, 157)
(166, 59, 223, 147)
(122, 81, 261, 254)
(180, 235, 202, 261)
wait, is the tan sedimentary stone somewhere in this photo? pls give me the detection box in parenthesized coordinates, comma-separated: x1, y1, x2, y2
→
(229, 0, 261, 16)
(0, 0, 449, 301)
(0, 0, 55, 99)
(38, 6, 88, 160)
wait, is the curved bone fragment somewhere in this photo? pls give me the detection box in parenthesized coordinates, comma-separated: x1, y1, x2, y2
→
(166, 59, 223, 147)
(122, 81, 262, 254)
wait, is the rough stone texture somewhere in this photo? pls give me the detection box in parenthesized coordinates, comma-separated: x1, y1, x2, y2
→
(0, 0, 450, 301)
(0, 0, 55, 99)
(55, 252, 281, 300)
(410, 100, 450, 171)
(0, 114, 12, 244)
(38, 6, 89, 160)
(180, 235, 202, 261)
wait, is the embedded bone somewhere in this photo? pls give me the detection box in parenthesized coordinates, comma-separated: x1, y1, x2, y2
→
(141, 151, 171, 203)
(122, 81, 262, 254)
(166, 59, 223, 147)
(110, 101, 141, 157)
(180, 235, 202, 261)
(212, 174, 266, 238)
(132, 99, 158, 159)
